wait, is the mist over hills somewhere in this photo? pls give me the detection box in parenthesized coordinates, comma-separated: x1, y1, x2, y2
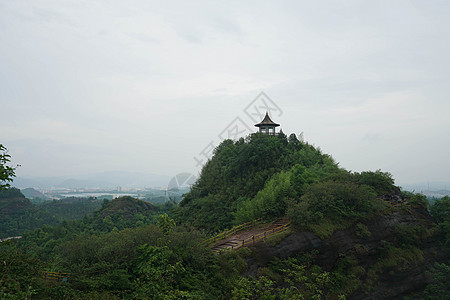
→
(12, 171, 172, 190)
(400, 181, 450, 198)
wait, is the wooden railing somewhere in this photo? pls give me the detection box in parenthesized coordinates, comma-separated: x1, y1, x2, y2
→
(228, 222, 290, 251)
(202, 218, 263, 246)
(41, 271, 70, 283)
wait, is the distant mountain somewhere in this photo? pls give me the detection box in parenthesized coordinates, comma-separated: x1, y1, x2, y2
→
(12, 171, 172, 189)
(400, 181, 450, 191)
(85, 171, 172, 188)
(12, 177, 49, 189)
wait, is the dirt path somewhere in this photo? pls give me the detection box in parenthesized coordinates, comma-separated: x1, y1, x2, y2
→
(210, 219, 289, 253)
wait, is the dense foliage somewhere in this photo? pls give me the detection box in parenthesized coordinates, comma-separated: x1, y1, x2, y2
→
(13, 197, 175, 260)
(176, 133, 395, 235)
(287, 180, 385, 238)
(176, 133, 344, 232)
(1, 188, 58, 239)
(36, 197, 103, 221)
(405, 195, 450, 299)
(429, 196, 450, 256)
(0, 189, 104, 239)
(1, 211, 248, 299)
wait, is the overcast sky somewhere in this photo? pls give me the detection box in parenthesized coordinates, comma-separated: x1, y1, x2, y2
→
(1, 0, 449, 186)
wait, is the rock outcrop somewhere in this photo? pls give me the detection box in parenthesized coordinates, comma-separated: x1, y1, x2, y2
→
(244, 197, 447, 299)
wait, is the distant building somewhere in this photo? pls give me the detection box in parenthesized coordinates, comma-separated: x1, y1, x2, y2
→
(254, 112, 280, 135)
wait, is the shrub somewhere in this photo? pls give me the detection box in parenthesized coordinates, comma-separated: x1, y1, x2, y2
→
(355, 170, 395, 196)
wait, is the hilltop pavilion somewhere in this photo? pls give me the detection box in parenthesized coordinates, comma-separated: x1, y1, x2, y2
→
(254, 112, 280, 135)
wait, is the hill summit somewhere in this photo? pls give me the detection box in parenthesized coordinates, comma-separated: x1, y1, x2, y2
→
(176, 132, 394, 234)
(99, 196, 156, 219)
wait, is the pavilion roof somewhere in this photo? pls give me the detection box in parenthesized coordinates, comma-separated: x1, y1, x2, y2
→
(254, 112, 280, 127)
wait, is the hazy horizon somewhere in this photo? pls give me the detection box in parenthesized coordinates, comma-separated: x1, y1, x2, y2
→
(12, 172, 450, 193)
(2, 1, 450, 186)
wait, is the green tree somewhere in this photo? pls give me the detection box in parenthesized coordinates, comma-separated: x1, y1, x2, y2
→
(288, 181, 381, 238)
(355, 170, 394, 196)
(234, 170, 294, 223)
(0, 241, 42, 298)
(157, 213, 176, 236)
(424, 263, 450, 299)
(0, 144, 17, 190)
(430, 196, 450, 255)
(430, 196, 450, 224)
(134, 244, 186, 298)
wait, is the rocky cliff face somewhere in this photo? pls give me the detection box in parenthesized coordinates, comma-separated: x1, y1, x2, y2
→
(244, 197, 447, 299)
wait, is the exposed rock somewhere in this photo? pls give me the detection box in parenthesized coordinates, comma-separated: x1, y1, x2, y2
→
(243, 204, 447, 299)
(381, 186, 407, 205)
